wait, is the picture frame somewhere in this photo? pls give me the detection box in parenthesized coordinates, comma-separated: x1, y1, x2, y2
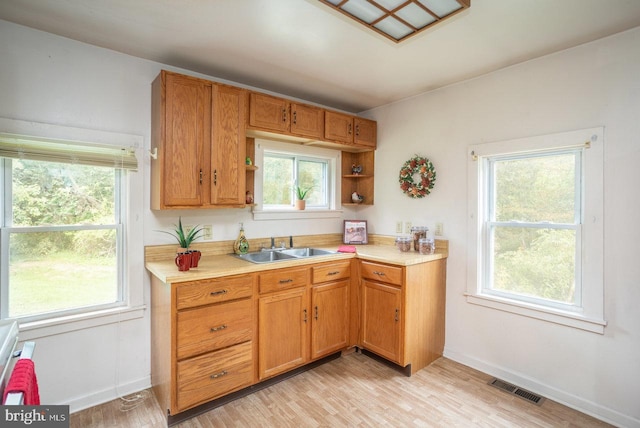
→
(343, 220, 368, 244)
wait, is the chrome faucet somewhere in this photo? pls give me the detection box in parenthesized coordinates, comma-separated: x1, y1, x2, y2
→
(270, 237, 275, 249)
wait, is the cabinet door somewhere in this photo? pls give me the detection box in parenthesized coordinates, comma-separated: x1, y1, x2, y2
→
(311, 280, 349, 359)
(361, 279, 402, 363)
(258, 287, 309, 380)
(248, 92, 289, 133)
(210, 84, 246, 206)
(161, 72, 211, 207)
(324, 111, 354, 144)
(290, 103, 324, 139)
(354, 117, 377, 149)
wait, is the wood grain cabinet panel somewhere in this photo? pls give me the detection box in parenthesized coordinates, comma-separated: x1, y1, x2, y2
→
(176, 275, 253, 310)
(311, 279, 349, 359)
(176, 298, 253, 360)
(258, 287, 309, 380)
(248, 92, 324, 139)
(176, 341, 253, 412)
(361, 279, 402, 363)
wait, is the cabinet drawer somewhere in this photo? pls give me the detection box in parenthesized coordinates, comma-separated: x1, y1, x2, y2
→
(176, 275, 254, 310)
(312, 261, 351, 284)
(360, 261, 403, 286)
(177, 299, 253, 360)
(259, 266, 309, 294)
(176, 341, 253, 412)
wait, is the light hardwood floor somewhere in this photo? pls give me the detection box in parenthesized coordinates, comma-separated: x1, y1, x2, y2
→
(70, 352, 612, 427)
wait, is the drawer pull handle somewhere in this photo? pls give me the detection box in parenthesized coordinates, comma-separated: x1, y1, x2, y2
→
(210, 289, 228, 296)
(327, 271, 340, 276)
(395, 308, 399, 322)
(373, 271, 386, 276)
(314, 306, 319, 320)
(279, 278, 293, 284)
(210, 370, 228, 380)
(303, 308, 308, 323)
(210, 324, 227, 332)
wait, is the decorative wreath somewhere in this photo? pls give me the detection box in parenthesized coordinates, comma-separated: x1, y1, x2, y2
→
(399, 155, 436, 198)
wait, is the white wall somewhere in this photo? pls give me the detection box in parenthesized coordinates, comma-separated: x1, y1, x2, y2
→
(3, 17, 639, 426)
(365, 27, 640, 427)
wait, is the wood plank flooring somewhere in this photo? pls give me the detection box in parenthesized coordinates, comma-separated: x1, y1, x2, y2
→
(70, 352, 612, 427)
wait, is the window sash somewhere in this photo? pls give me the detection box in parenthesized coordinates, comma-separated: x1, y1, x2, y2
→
(481, 149, 583, 310)
(263, 152, 331, 209)
(1, 159, 126, 322)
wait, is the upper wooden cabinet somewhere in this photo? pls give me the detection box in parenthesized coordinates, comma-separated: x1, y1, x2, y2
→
(325, 111, 377, 149)
(248, 92, 324, 139)
(151, 70, 246, 209)
(248, 91, 376, 149)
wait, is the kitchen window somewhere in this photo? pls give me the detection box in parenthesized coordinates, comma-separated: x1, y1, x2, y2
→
(252, 139, 341, 220)
(466, 128, 606, 333)
(0, 120, 142, 327)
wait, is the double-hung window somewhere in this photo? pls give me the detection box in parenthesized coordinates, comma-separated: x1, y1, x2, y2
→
(467, 128, 605, 333)
(0, 128, 138, 323)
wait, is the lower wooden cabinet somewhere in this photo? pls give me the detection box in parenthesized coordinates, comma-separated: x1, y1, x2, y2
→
(149, 255, 445, 419)
(150, 273, 257, 416)
(359, 258, 446, 375)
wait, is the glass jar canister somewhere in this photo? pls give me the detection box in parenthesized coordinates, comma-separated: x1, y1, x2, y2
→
(395, 235, 412, 252)
(410, 226, 428, 251)
(418, 237, 436, 254)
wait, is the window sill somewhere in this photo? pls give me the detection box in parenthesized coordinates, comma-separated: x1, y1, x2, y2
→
(16, 305, 146, 341)
(465, 293, 606, 334)
(252, 209, 343, 221)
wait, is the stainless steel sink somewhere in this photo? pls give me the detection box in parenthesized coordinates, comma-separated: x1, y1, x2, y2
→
(235, 247, 337, 264)
(236, 251, 298, 263)
(280, 247, 336, 257)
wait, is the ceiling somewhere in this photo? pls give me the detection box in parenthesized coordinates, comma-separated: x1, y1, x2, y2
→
(2, 0, 640, 113)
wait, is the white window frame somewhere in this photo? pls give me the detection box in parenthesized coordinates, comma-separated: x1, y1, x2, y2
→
(252, 139, 342, 221)
(466, 127, 606, 334)
(0, 118, 144, 338)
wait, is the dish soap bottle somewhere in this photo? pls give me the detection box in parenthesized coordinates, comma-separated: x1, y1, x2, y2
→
(234, 223, 250, 255)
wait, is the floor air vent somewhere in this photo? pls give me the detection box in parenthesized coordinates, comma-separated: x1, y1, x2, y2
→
(488, 378, 545, 406)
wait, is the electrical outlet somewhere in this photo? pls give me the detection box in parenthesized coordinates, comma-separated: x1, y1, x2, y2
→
(435, 222, 443, 236)
(404, 221, 412, 234)
(202, 225, 213, 240)
(395, 221, 403, 234)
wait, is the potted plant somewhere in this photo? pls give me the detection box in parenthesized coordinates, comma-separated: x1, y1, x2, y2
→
(295, 185, 312, 210)
(159, 217, 203, 251)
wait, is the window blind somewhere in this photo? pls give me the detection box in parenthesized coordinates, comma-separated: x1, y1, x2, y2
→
(0, 132, 138, 170)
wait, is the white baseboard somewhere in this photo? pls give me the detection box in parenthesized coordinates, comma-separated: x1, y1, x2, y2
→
(65, 376, 151, 413)
(444, 347, 639, 428)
